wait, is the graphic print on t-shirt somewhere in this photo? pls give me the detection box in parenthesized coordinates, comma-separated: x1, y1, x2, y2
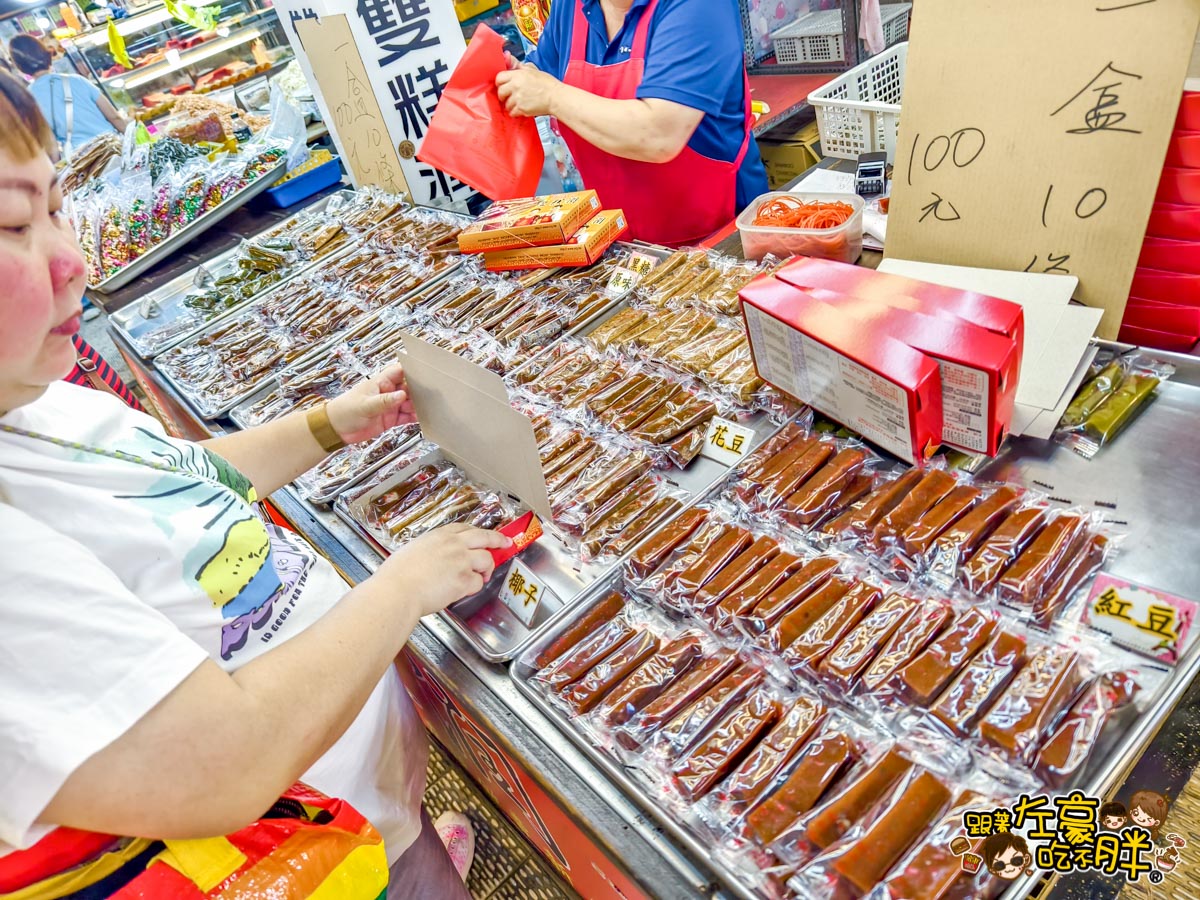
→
(107, 427, 311, 659)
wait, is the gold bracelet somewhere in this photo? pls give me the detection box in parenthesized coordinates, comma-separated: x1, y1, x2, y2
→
(306, 402, 346, 454)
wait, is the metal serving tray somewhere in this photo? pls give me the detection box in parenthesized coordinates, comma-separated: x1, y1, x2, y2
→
(510, 570, 763, 900)
(88, 159, 287, 295)
(333, 410, 782, 664)
(153, 213, 471, 422)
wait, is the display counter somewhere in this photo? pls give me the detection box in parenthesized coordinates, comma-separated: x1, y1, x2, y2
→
(103, 190, 1200, 900)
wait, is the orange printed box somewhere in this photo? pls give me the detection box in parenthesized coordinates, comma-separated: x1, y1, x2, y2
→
(457, 190, 602, 253)
(482, 209, 628, 271)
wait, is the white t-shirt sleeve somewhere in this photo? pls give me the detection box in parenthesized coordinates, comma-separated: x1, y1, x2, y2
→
(0, 504, 208, 849)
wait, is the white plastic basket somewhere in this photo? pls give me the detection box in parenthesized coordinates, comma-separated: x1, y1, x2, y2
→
(808, 41, 907, 163)
(881, 2, 912, 44)
(770, 10, 846, 65)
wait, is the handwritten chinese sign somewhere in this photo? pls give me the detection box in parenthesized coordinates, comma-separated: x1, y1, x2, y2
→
(1084, 574, 1197, 664)
(281, 0, 469, 206)
(886, 0, 1200, 340)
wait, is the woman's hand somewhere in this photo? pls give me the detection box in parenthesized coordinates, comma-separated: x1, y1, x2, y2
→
(374, 523, 512, 618)
(326, 362, 417, 446)
(496, 64, 560, 118)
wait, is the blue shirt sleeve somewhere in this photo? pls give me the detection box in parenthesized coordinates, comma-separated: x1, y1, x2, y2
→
(635, 0, 745, 117)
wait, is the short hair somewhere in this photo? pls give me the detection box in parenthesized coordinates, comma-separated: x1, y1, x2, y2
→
(1100, 801, 1127, 819)
(9, 34, 52, 77)
(0, 69, 54, 159)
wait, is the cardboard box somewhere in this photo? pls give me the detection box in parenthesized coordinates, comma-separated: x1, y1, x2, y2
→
(739, 275, 943, 464)
(758, 119, 822, 190)
(483, 209, 628, 271)
(808, 288, 1018, 456)
(458, 190, 602, 253)
(776, 257, 1026, 367)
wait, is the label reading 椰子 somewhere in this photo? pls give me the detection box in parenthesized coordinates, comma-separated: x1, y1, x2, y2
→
(500, 558, 553, 628)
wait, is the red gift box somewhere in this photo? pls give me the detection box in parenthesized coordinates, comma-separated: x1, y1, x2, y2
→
(801, 288, 1018, 456)
(1166, 132, 1200, 169)
(1138, 235, 1200, 275)
(489, 511, 543, 567)
(740, 275, 943, 464)
(775, 256, 1025, 368)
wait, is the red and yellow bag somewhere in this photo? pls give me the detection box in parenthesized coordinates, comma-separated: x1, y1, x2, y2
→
(0, 784, 388, 900)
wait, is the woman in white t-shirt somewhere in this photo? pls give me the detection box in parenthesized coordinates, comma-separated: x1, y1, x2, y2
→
(0, 70, 508, 897)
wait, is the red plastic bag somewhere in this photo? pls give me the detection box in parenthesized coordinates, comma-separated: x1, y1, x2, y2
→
(418, 24, 544, 200)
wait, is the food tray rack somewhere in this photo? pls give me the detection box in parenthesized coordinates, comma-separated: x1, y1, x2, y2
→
(109, 189, 410, 359)
(88, 160, 287, 295)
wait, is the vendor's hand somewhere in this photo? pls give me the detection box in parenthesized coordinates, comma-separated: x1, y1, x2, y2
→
(496, 64, 559, 118)
(375, 523, 512, 617)
(326, 362, 417, 446)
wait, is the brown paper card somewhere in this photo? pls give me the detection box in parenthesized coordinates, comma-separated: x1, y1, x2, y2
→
(398, 333, 553, 522)
(295, 15, 410, 196)
(886, 0, 1200, 340)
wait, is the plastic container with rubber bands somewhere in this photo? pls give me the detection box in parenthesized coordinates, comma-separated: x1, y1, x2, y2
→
(736, 191, 865, 264)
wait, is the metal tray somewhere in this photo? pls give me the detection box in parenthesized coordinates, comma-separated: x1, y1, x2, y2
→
(510, 571, 762, 900)
(510, 563, 1185, 900)
(153, 255, 465, 421)
(334, 412, 782, 664)
(88, 159, 287, 295)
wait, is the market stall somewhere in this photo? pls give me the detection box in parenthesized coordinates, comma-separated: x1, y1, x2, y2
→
(84, 171, 1200, 899)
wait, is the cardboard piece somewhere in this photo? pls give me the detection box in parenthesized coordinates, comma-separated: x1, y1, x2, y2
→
(1022, 345, 1100, 440)
(740, 275, 943, 464)
(885, 0, 1200, 341)
(398, 333, 553, 521)
(295, 15, 409, 195)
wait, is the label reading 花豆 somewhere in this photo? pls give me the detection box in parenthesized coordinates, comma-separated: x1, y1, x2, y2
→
(744, 305, 915, 462)
(935, 359, 989, 454)
(500, 558, 552, 627)
(700, 416, 756, 465)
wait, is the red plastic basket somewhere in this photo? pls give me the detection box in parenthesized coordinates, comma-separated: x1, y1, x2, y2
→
(1166, 132, 1200, 169)
(1158, 167, 1200, 205)
(1146, 203, 1200, 241)
(1130, 267, 1200, 306)
(1139, 236, 1200, 275)
(1177, 91, 1200, 132)
(1118, 323, 1198, 352)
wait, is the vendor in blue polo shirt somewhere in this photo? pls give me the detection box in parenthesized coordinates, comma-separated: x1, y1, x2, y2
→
(497, 0, 768, 247)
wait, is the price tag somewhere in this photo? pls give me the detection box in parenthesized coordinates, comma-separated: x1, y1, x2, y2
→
(1083, 574, 1198, 666)
(500, 558, 553, 628)
(605, 266, 640, 299)
(700, 416, 756, 466)
(605, 252, 661, 299)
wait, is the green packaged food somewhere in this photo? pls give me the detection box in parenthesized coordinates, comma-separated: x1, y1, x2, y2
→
(1083, 374, 1159, 444)
(1061, 361, 1125, 429)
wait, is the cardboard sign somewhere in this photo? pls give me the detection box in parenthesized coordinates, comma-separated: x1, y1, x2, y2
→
(398, 333, 553, 522)
(606, 251, 662, 298)
(500, 558, 550, 627)
(282, 0, 470, 207)
(294, 15, 408, 195)
(1084, 574, 1198, 665)
(885, 0, 1200, 340)
(701, 416, 756, 466)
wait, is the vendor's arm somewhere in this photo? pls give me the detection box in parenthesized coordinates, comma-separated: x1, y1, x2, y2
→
(200, 363, 414, 497)
(497, 66, 703, 164)
(11, 514, 508, 843)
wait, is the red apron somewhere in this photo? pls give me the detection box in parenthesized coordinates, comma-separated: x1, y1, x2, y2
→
(556, 0, 754, 247)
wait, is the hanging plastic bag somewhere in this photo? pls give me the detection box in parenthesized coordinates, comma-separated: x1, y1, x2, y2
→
(417, 23, 544, 200)
(264, 81, 311, 171)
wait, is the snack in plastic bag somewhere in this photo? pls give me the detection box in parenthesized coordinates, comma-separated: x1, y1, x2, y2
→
(862, 600, 953, 693)
(893, 608, 998, 706)
(960, 507, 1047, 595)
(929, 631, 1027, 733)
(534, 592, 625, 668)
(745, 730, 857, 847)
(671, 688, 782, 801)
(561, 630, 661, 714)
(783, 581, 882, 670)
(979, 646, 1082, 765)
(1034, 671, 1138, 788)
(616, 648, 741, 750)
(597, 633, 705, 727)
(819, 593, 917, 690)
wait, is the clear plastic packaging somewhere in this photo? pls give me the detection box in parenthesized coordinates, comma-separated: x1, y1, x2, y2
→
(1057, 352, 1175, 458)
(736, 191, 865, 264)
